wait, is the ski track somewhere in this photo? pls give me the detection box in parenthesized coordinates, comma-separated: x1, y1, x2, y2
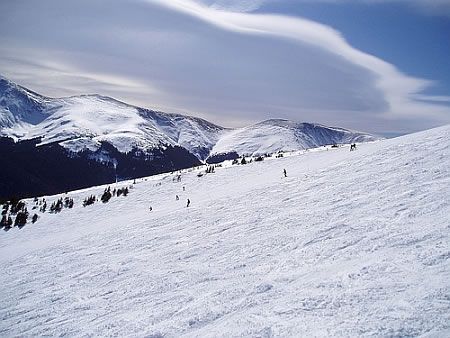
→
(0, 126, 449, 337)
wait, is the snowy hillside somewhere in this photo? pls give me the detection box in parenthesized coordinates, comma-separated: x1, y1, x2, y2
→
(211, 119, 377, 156)
(0, 76, 53, 132)
(0, 76, 378, 161)
(0, 76, 224, 159)
(1, 125, 449, 337)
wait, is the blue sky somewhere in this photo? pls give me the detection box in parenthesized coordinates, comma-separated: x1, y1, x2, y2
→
(260, 1, 450, 97)
(0, 0, 449, 136)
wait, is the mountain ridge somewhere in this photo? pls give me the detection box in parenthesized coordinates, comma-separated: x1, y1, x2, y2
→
(0, 76, 381, 199)
(0, 76, 380, 161)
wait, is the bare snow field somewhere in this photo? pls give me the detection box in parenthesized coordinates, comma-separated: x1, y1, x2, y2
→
(1, 125, 449, 337)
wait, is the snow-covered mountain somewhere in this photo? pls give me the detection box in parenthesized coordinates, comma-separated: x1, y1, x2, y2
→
(0, 76, 380, 199)
(211, 119, 377, 156)
(1, 125, 449, 336)
(0, 76, 378, 161)
(0, 76, 225, 160)
(0, 76, 52, 130)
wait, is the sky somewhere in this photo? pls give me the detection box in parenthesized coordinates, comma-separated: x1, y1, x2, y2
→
(0, 0, 449, 136)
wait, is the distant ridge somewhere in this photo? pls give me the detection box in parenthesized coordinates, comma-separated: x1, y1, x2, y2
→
(0, 76, 380, 199)
(0, 76, 380, 160)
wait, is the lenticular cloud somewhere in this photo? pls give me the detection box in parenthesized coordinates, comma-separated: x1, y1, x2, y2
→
(0, 0, 448, 134)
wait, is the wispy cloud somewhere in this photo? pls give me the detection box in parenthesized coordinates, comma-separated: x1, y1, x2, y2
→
(195, 0, 450, 16)
(193, 0, 267, 12)
(0, 0, 448, 134)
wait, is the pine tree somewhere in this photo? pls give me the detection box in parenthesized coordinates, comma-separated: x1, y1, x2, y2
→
(10, 200, 25, 214)
(49, 199, 63, 213)
(0, 215, 7, 228)
(52, 198, 63, 213)
(40, 201, 47, 213)
(64, 197, 74, 208)
(83, 195, 96, 207)
(2, 203, 9, 215)
(14, 209, 28, 227)
(101, 187, 112, 203)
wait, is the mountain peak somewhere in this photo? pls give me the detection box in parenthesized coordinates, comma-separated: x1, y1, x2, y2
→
(0, 76, 50, 129)
(0, 76, 379, 160)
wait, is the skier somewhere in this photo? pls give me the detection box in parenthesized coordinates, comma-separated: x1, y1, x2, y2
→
(149, 206, 153, 211)
(283, 169, 287, 177)
(186, 199, 191, 207)
(183, 186, 186, 191)
(176, 195, 179, 201)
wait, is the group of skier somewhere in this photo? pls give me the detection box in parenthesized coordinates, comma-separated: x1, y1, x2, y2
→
(150, 185, 190, 212)
(149, 142, 358, 212)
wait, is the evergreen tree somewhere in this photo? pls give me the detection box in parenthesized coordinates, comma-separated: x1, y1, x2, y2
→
(64, 197, 74, 208)
(14, 209, 28, 227)
(49, 199, 63, 213)
(83, 195, 96, 207)
(0, 215, 7, 228)
(10, 200, 25, 214)
(40, 201, 47, 213)
(101, 187, 112, 203)
(57, 198, 63, 212)
(2, 203, 9, 215)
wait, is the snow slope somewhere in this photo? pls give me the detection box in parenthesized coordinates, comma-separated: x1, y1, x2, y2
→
(211, 119, 377, 156)
(0, 125, 449, 337)
(0, 77, 378, 160)
(0, 76, 53, 133)
(0, 76, 225, 158)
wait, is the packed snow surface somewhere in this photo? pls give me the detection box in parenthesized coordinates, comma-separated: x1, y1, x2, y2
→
(1, 126, 449, 337)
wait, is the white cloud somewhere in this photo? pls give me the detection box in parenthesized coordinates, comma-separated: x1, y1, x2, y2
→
(194, 0, 450, 16)
(192, 0, 267, 12)
(0, 0, 449, 134)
